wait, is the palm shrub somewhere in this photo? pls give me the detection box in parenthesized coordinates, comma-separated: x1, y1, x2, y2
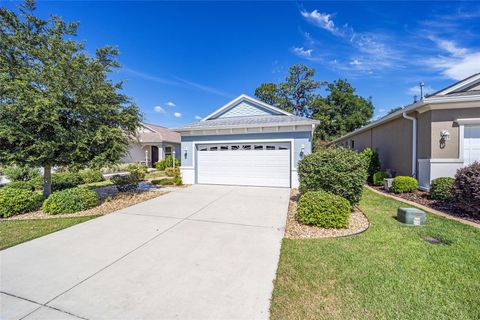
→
(42, 187, 99, 214)
(3, 165, 41, 182)
(391, 176, 418, 193)
(125, 163, 147, 180)
(362, 148, 381, 183)
(429, 177, 454, 201)
(297, 191, 351, 228)
(373, 171, 389, 186)
(453, 162, 480, 217)
(0, 188, 42, 218)
(298, 147, 368, 205)
(79, 169, 105, 184)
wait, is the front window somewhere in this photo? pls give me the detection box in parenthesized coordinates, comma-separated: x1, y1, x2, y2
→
(165, 146, 172, 156)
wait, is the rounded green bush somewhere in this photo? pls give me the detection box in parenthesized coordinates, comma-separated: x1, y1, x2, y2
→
(111, 174, 138, 192)
(297, 191, 351, 228)
(3, 165, 41, 182)
(79, 169, 104, 184)
(362, 148, 381, 183)
(391, 176, 418, 193)
(373, 171, 389, 186)
(298, 147, 368, 205)
(52, 172, 83, 191)
(125, 164, 147, 181)
(0, 188, 42, 218)
(429, 177, 454, 200)
(3, 181, 35, 191)
(42, 187, 99, 214)
(453, 162, 480, 217)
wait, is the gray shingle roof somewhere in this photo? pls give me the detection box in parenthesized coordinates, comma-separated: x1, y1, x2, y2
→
(175, 115, 319, 131)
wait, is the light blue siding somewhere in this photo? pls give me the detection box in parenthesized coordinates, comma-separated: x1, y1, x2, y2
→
(212, 101, 280, 119)
(180, 131, 312, 168)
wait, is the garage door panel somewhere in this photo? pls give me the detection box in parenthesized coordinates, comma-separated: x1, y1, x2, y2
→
(464, 125, 480, 166)
(197, 145, 290, 188)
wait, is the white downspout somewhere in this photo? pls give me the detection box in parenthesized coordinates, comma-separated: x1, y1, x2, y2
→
(402, 112, 417, 177)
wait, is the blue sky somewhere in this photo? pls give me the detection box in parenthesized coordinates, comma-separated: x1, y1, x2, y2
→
(4, 1, 480, 127)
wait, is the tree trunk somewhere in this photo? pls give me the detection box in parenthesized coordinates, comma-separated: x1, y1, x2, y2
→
(43, 165, 52, 198)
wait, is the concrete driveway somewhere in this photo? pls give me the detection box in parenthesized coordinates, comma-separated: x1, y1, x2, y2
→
(0, 185, 290, 320)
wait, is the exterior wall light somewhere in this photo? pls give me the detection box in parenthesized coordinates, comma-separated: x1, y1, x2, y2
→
(300, 144, 305, 158)
(440, 130, 450, 149)
(184, 147, 188, 158)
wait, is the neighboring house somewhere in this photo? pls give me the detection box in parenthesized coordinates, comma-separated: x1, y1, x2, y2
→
(175, 94, 319, 188)
(332, 73, 480, 190)
(122, 122, 181, 167)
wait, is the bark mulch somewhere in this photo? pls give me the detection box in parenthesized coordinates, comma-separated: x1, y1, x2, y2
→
(285, 189, 369, 239)
(371, 185, 480, 224)
(4, 190, 168, 221)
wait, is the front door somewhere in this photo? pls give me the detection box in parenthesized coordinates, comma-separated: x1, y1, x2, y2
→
(151, 146, 159, 166)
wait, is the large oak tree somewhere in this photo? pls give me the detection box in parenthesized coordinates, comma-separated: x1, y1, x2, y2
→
(0, 1, 141, 197)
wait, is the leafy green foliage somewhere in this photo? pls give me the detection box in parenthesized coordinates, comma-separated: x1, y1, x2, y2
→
(298, 147, 367, 205)
(0, 188, 42, 218)
(111, 174, 138, 192)
(453, 162, 480, 216)
(391, 176, 418, 193)
(255, 64, 324, 117)
(79, 169, 104, 184)
(312, 80, 374, 141)
(429, 177, 454, 201)
(297, 191, 351, 228)
(0, 2, 141, 197)
(3, 165, 41, 182)
(152, 178, 175, 186)
(155, 156, 180, 171)
(42, 187, 99, 214)
(124, 163, 147, 181)
(3, 181, 35, 191)
(52, 172, 83, 191)
(373, 171, 389, 186)
(165, 167, 177, 177)
(362, 148, 381, 183)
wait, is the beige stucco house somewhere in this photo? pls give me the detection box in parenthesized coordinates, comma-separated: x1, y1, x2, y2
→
(122, 123, 181, 167)
(332, 73, 480, 190)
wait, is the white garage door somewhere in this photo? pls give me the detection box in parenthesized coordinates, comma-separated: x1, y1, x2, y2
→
(197, 142, 291, 187)
(464, 125, 480, 166)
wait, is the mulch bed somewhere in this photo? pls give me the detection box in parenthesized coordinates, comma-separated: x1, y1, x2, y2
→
(371, 185, 480, 224)
(3, 190, 168, 221)
(285, 189, 369, 239)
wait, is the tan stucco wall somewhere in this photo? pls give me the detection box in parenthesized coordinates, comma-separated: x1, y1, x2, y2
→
(417, 111, 431, 159)
(430, 107, 480, 159)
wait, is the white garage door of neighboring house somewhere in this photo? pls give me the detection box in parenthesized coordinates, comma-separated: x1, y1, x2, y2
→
(197, 142, 291, 188)
(464, 125, 480, 166)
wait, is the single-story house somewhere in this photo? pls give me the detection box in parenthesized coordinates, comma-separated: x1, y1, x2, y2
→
(175, 94, 319, 188)
(122, 122, 181, 167)
(332, 73, 480, 190)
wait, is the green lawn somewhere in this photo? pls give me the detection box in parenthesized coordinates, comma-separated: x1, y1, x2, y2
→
(0, 216, 99, 250)
(271, 188, 480, 320)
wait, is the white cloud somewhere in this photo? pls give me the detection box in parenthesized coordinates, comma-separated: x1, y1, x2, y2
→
(429, 37, 468, 57)
(154, 106, 165, 113)
(407, 85, 435, 96)
(292, 47, 313, 58)
(300, 10, 337, 34)
(428, 51, 480, 80)
(195, 115, 202, 120)
(349, 59, 361, 65)
(173, 112, 182, 118)
(165, 101, 176, 107)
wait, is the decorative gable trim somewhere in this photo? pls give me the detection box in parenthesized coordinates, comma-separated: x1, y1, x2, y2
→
(201, 94, 292, 121)
(432, 73, 480, 96)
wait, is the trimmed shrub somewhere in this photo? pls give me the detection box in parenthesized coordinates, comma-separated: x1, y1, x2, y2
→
(391, 176, 418, 193)
(429, 177, 454, 201)
(362, 148, 381, 183)
(172, 172, 182, 186)
(0, 188, 42, 218)
(79, 169, 104, 184)
(297, 191, 351, 228)
(52, 172, 83, 191)
(3, 165, 41, 182)
(125, 163, 147, 181)
(3, 181, 35, 191)
(165, 167, 175, 177)
(42, 187, 99, 214)
(373, 171, 389, 186)
(298, 147, 368, 205)
(111, 174, 139, 192)
(155, 156, 180, 171)
(453, 162, 480, 217)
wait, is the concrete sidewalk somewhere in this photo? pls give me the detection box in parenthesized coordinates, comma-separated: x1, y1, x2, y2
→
(0, 185, 290, 320)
